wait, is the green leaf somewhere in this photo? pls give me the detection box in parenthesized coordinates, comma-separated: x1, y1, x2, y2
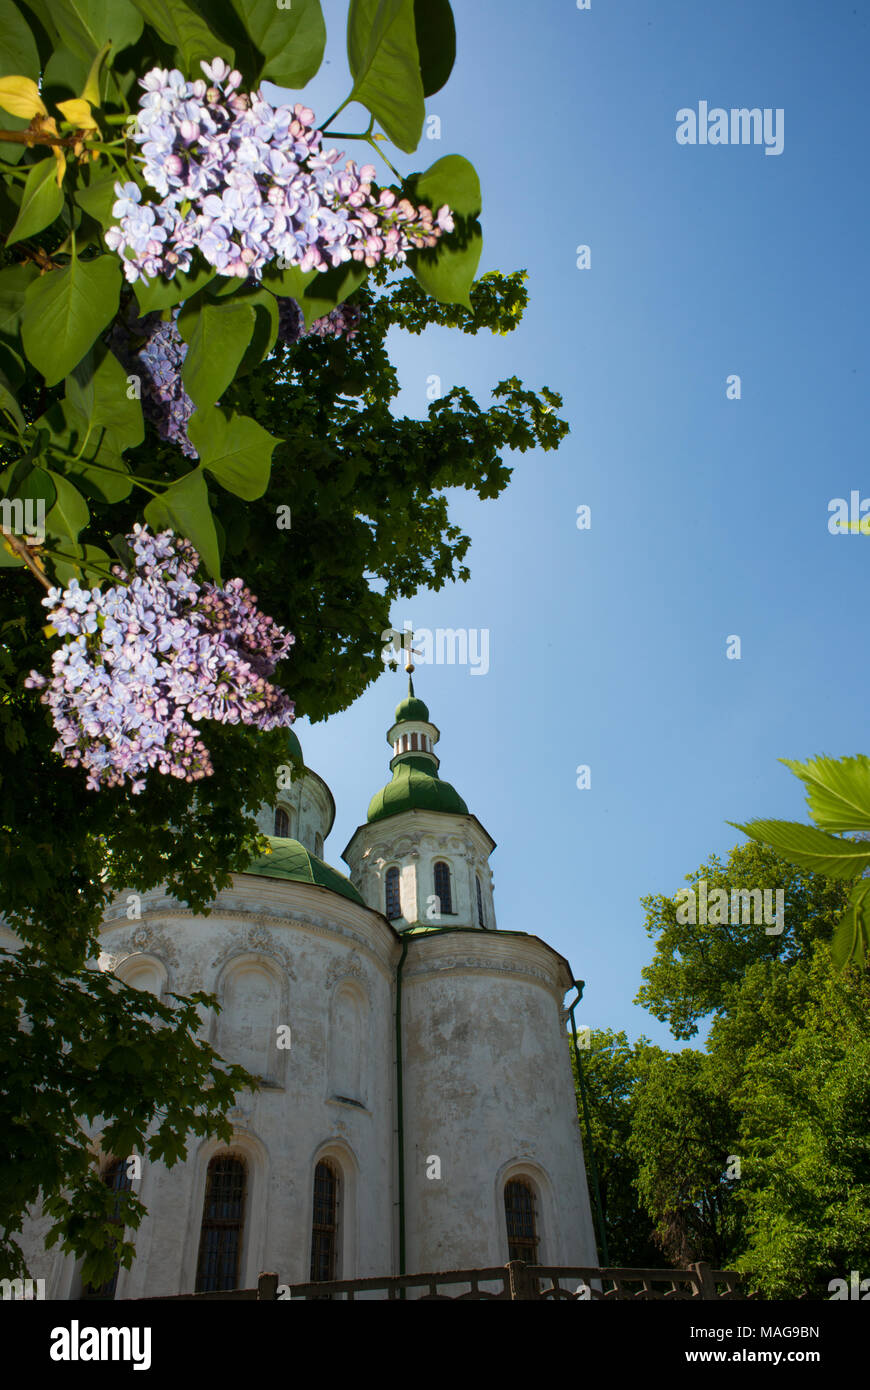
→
(780, 755, 870, 835)
(75, 172, 121, 231)
(831, 879, 870, 969)
(236, 288, 278, 374)
(6, 158, 64, 246)
(42, 46, 92, 103)
(232, 0, 325, 87)
(347, 0, 425, 153)
(0, 0, 41, 78)
(49, 542, 112, 586)
(731, 819, 870, 881)
(0, 361, 23, 430)
(22, 254, 121, 386)
(17, 463, 56, 511)
(407, 154, 481, 308)
(131, 0, 233, 71)
(43, 468, 89, 542)
(181, 301, 255, 408)
(413, 0, 455, 96)
(144, 467, 221, 579)
(298, 261, 368, 329)
(134, 260, 215, 315)
(68, 341, 144, 449)
(0, 261, 38, 343)
(187, 406, 276, 500)
(52, 0, 143, 61)
(261, 261, 318, 301)
(35, 398, 132, 502)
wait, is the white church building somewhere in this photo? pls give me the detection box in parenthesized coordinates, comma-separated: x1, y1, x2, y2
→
(16, 680, 599, 1298)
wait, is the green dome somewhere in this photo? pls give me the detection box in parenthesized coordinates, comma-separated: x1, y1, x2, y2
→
(245, 837, 364, 905)
(284, 726, 304, 766)
(367, 757, 468, 825)
(394, 693, 430, 724)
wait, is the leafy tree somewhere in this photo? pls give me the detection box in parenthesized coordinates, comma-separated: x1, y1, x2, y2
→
(732, 945, 870, 1297)
(569, 1029, 660, 1267)
(0, 0, 568, 1281)
(626, 1048, 744, 1269)
(636, 841, 849, 1039)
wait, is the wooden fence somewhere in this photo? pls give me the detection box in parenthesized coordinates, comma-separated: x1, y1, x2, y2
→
(142, 1260, 743, 1301)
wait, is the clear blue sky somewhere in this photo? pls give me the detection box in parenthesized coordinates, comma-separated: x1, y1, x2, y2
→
(271, 0, 869, 1048)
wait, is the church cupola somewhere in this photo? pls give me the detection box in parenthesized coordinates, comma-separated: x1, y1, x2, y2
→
(343, 669, 496, 932)
(387, 678, 440, 770)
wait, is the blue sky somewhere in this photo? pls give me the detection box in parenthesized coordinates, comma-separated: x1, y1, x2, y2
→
(272, 0, 868, 1049)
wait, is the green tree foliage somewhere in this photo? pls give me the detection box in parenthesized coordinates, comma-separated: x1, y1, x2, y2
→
(626, 1048, 744, 1269)
(625, 838, 867, 1295)
(568, 1029, 660, 1267)
(636, 841, 849, 1038)
(728, 947, 870, 1297)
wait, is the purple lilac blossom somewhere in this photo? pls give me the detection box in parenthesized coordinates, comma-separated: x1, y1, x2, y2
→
(106, 58, 454, 286)
(25, 526, 295, 794)
(108, 307, 197, 458)
(277, 297, 361, 344)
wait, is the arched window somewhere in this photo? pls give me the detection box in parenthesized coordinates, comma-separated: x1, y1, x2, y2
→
(195, 1155, 247, 1293)
(315, 831, 324, 859)
(433, 861, 453, 915)
(411, 732, 418, 751)
(504, 1179, 539, 1264)
(476, 875, 485, 928)
(81, 1159, 133, 1300)
(274, 807, 290, 837)
(385, 866, 401, 920)
(310, 1160, 340, 1283)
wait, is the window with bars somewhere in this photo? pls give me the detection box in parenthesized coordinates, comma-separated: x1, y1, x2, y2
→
(274, 807, 290, 837)
(385, 866, 401, 920)
(310, 1160, 340, 1284)
(433, 861, 453, 915)
(81, 1159, 133, 1300)
(476, 875, 485, 928)
(504, 1179, 539, 1264)
(195, 1155, 247, 1293)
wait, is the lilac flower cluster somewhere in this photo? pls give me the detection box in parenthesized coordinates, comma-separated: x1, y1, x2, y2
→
(106, 58, 454, 286)
(25, 526, 295, 794)
(108, 307, 197, 457)
(276, 297, 361, 344)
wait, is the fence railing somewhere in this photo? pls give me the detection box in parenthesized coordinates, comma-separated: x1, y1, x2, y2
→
(141, 1261, 743, 1301)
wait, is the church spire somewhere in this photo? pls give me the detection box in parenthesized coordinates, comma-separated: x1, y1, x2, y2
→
(388, 666, 438, 770)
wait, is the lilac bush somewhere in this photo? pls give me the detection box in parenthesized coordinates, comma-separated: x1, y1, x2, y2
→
(106, 57, 454, 286)
(25, 526, 295, 794)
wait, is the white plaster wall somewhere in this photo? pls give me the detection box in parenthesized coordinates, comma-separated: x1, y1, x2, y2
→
(400, 932, 599, 1278)
(345, 809, 496, 930)
(15, 875, 399, 1298)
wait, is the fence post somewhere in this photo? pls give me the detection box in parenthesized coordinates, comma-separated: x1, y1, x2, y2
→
(689, 1262, 716, 1299)
(258, 1272, 279, 1301)
(507, 1261, 536, 1301)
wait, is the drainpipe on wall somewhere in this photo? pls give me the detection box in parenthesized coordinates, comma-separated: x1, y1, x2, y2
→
(566, 979, 610, 1266)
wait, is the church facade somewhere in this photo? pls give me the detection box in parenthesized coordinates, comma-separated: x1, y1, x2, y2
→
(15, 683, 599, 1297)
